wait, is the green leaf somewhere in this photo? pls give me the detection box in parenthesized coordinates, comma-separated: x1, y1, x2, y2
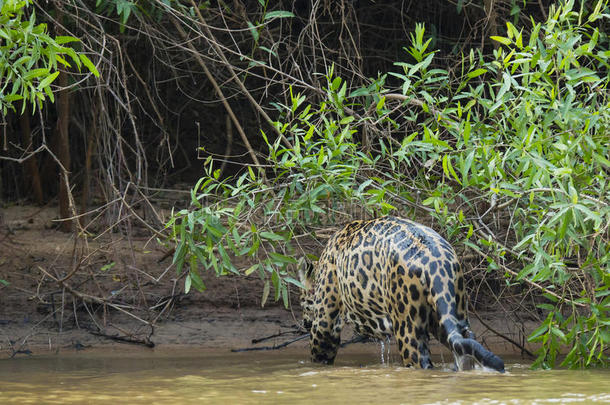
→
(23, 68, 49, 81)
(189, 268, 206, 291)
(3, 94, 24, 102)
(264, 10, 295, 20)
(272, 269, 280, 301)
(258, 46, 277, 57)
(528, 321, 550, 342)
(284, 276, 304, 289)
(184, 274, 192, 294)
(593, 152, 610, 169)
(550, 326, 566, 343)
(247, 21, 259, 42)
(55, 35, 80, 44)
(101, 262, 116, 272)
(490, 36, 512, 46)
(245, 264, 259, 276)
(37, 71, 59, 90)
(349, 87, 370, 97)
(261, 280, 270, 307)
(376, 96, 386, 112)
(281, 285, 289, 308)
(339, 116, 354, 125)
(331, 77, 342, 91)
(260, 231, 286, 241)
(463, 120, 471, 146)
(79, 54, 100, 77)
(467, 68, 487, 79)
(442, 154, 462, 185)
(269, 252, 297, 265)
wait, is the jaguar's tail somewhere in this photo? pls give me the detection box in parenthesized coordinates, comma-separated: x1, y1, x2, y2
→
(446, 330, 505, 372)
(441, 321, 504, 372)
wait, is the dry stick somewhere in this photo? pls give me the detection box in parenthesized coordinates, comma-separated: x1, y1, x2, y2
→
(101, 182, 166, 239)
(187, 0, 294, 150)
(218, 114, 233, 178)
(230, 333, 310, 352)
(56, 69, 73, 232)
(171, 18, 261, 168)
(468, 237, 586, 308)
(80, 92, 100, 223)
(469, 307, 535, 359)
(37, 265, 153, 326)
(2, 309, 63, 357)
(88, 329, 154, 348)
(251, 329, 302, 344)
(124, 50, 173, 168)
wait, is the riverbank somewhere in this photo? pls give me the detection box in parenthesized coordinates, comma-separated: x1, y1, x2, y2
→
(1, 204, 536, 359)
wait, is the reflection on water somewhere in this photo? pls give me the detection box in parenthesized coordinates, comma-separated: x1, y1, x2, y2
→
(0, 349, 608, 404)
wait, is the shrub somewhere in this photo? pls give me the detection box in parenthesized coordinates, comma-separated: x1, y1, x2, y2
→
(168, 0, 609, 368)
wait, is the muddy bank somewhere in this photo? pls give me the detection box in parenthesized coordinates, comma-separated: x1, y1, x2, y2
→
(0, 306, 531, 360)
(0, 204, 536, 360)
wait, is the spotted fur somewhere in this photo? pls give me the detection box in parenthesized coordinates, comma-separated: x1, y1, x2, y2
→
(300, 216, 504, 372)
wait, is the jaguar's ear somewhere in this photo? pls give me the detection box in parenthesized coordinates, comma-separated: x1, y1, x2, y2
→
(298, 258, 314, 292)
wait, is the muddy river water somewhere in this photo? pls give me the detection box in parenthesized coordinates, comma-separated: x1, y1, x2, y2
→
(0, 349, 608, 404)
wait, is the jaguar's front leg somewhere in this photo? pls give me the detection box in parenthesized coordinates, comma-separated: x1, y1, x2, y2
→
(310, 313, 343, 364)
(309, 263, 343, 364)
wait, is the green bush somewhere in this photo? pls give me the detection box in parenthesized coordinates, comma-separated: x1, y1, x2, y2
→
(0, 0, 99, 115)
(168, 0, 609, 368)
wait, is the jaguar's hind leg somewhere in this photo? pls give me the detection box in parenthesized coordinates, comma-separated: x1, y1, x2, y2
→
(391, 303, 433, 369)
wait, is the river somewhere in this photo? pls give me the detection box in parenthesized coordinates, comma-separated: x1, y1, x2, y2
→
(0, 349, 608, 404)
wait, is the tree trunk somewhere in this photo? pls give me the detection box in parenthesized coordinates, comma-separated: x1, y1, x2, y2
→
(80, 96, 99, 226)
(18, 105, 44, 204)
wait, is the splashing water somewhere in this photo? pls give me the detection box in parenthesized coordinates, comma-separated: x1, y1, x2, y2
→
(379, 337, 391, 365)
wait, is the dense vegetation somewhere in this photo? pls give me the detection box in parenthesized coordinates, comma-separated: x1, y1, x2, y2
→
(169, 2, 610, 368)
(1, 0, 608, 368)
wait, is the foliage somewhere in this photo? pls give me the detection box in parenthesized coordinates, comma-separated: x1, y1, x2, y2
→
(165, 74, 384, 306)
(406, 0, 610, 369)
(174, 0, 609, 368)
(0, 0, 99, 115)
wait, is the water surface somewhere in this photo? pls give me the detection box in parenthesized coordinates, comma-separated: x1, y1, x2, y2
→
(0, 349, 608, 404)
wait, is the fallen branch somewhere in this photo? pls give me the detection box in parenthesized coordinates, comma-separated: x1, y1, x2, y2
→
(231, 333, 309, 352)
(88, 329, 155, 348)
(470, 308, 535, 358)
(251, 329, 303, 344)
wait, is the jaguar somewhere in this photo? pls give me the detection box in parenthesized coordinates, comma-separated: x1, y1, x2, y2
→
(300, 216, 504, 372)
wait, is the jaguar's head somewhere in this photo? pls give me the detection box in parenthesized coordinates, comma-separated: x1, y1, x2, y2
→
(299, 261, 316, 331)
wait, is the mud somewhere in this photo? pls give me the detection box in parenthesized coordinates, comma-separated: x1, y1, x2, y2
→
(0, 204, 535, 360)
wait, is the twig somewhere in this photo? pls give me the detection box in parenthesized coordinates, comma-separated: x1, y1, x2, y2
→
(88, 329, 155, 348)
(470, 230, 586, 308)
(171, 17, 262, 168)
(231, 333, 310, 352)
(188, 0, 294, 151)
(470, 307, 535, 358)
(251, 329, 301, 344)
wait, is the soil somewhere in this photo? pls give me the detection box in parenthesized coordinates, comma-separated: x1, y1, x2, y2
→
(0, 204, 536, 360)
